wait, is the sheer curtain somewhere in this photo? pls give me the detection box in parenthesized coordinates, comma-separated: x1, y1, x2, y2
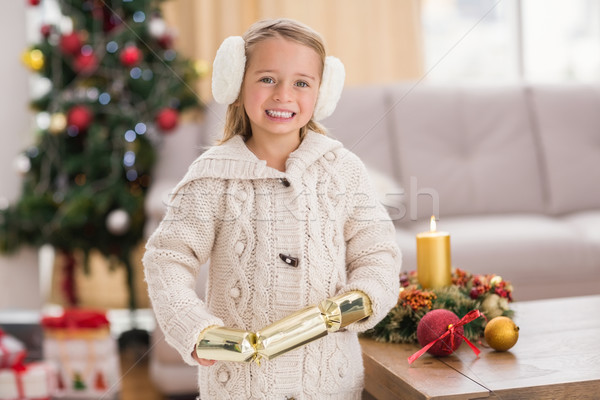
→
(161, 0, 424, 102)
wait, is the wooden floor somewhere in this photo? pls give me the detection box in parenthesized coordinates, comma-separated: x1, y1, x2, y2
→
(120, 346, 166, 400)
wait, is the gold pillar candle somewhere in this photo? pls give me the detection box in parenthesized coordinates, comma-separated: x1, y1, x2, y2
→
(255, 306, 328, 362)
(195, 326, 257, 362)
(319, 290, 372, 332)
(416, 216, 452, 288)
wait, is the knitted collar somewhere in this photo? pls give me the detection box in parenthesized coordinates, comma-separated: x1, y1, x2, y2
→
(179, 131, 344, 184)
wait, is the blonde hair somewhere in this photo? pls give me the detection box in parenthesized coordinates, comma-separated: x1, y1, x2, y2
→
(218, 18, 327, 144)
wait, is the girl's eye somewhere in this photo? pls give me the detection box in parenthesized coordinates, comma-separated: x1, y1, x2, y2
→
(260, 77, 274, 84)
(295, 81, 309, 88)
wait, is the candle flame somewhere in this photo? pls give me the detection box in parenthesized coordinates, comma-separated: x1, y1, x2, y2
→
(430, 215, 437, 232)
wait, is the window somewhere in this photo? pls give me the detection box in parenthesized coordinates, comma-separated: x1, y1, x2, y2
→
(421, 0, 600, 83)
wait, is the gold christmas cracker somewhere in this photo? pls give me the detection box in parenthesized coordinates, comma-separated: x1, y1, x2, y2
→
(319, 290, 373, 332)
(195, 327, 257, 362)
(255, 306, 328, 362)
(195, 291, 372, 364)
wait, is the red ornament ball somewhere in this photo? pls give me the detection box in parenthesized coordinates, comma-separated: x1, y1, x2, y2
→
(119, 45, 142, 67)
(28, 0, 41, 5)
(416, 309, 464, 357)
(73, 52, 98, 74)
(59, 32, 82, 56)
(156, 108, 179, 132)
(67, 105, 93, 132)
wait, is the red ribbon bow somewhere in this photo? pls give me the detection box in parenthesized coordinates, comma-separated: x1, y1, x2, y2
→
(41, 308, 109, 329)
(408, 309, 485, 364)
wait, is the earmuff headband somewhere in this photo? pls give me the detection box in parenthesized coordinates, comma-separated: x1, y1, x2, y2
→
(211, 36, 345, 121)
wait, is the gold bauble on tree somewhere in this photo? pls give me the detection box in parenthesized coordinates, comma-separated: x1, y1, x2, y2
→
(193, 59, 210, 79)
(22, 48, 45, 71)
(49, 113, 67, 134)
(484, 316, 519, 351)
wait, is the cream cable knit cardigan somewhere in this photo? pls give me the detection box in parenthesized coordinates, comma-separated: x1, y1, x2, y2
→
(143, 131, 402, 400)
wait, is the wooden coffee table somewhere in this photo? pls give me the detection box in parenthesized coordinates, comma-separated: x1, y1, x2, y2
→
(360, 295, 600, 399)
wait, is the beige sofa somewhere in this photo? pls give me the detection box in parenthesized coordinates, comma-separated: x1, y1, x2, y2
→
(144, 83, 600, 396)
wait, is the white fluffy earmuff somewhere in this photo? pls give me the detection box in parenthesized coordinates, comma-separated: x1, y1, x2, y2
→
(211, 36, 246, 105)
(211, 36, 345, 121)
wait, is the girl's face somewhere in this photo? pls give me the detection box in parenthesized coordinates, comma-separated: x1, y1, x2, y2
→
(241, 36, 321, 141)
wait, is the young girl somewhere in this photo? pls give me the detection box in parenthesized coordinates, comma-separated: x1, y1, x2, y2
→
(143, 18, 401, 399)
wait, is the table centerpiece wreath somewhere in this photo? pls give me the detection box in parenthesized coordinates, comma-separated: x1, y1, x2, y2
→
(363, 268, 514, 344)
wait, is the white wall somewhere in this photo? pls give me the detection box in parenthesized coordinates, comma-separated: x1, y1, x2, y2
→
(0, 1, 42, 310)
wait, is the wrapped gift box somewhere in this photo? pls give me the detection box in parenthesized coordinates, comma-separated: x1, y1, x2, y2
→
(0, 330, 26, 369)
(41, 310, 120, 399)
(0, 361, 57, 400)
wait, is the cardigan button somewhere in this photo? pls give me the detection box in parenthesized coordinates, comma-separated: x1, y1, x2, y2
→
(279, 253, 299, 267)
(279, 178, 291, 187)
(218, 371, 229, 383)
(234, 241, 245, 255)
(229, 287, 240, 298)
(324, 152, 335, 161)
(235, 190, 247, 201)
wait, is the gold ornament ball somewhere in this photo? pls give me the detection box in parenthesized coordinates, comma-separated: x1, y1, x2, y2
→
(22, 48, 45, 71)
(49, 113, 67, 134)
(484, 316, 519, 351)
(194, 59, 210, 78)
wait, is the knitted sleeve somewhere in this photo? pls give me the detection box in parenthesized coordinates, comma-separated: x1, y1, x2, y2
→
(143, 178, 225, 366)
(338, 152, 402, 332)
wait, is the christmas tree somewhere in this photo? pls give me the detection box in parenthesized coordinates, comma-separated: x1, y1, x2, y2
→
(1, 0, 201, 308)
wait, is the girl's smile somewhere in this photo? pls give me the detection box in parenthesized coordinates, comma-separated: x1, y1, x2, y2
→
(265, 109, 295, 120)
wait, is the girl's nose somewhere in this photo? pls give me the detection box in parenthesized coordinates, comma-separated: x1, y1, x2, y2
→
(273, 84, 292, 102)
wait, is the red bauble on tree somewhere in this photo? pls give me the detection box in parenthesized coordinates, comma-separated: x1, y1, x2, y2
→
(73, 52, 98, 75)
(59, 32, 82, 56)
(119, 45, 142, 67)
(155, 107, 179, 132)
(67, 105, 93, 132)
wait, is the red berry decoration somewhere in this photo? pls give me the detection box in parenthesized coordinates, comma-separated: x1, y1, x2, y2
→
(416, 309, 463, 356)
(67, 105, 93, 132)
(157, 35, 173, 49)
(469, 286, 482, 299)
(156, 108, 178, 132)
(59, 32, 82, 56)
(103, 12, 120, 32)
(119, 45, 142, 67)
(73, 52, 98, 75)
(40, 25, 52, 38)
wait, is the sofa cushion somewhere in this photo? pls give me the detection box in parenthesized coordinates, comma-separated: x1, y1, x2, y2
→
(528, 84, 600, 214)
(152, 122, 204, 182)
(322, 84, 400, 182)
(200, 102, 228, 147)
(389, 84, 546, 221)
(562, 210, 600, 263)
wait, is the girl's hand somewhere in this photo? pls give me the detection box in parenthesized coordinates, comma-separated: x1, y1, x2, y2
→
(197, 358, 216, 366)
(191, 349, 216, 366)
